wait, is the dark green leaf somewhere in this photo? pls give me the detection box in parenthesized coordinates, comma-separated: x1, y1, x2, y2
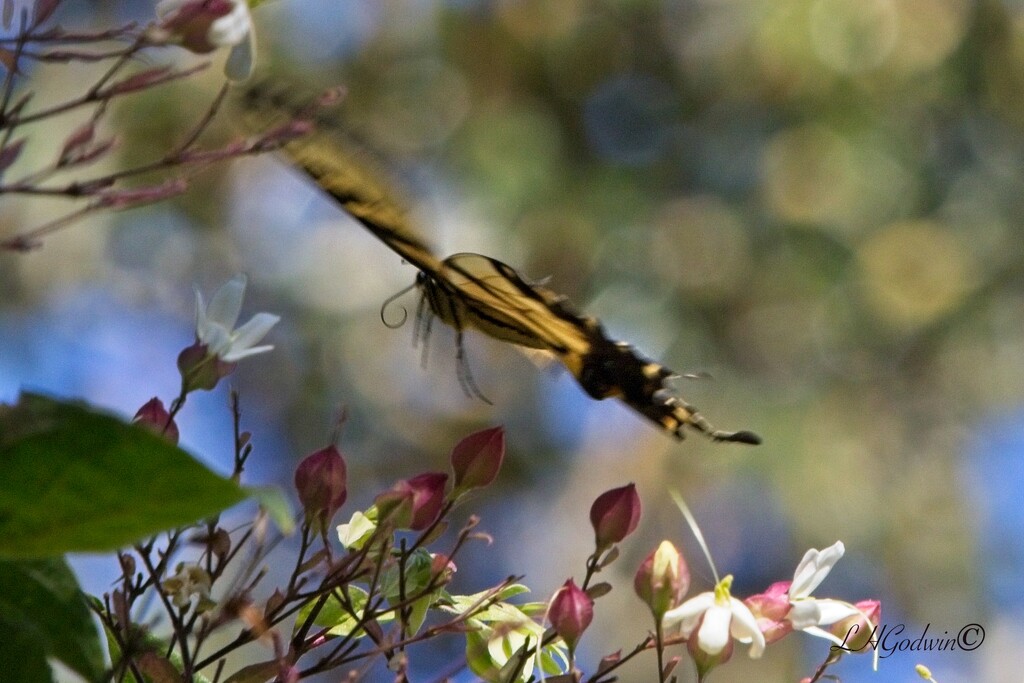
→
(0, 393, 246, 558)
(0, 627, 55, 683)
(0, 557, 104, 681)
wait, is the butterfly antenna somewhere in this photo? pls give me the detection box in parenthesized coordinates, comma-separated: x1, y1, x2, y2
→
(380, 282, 416, 329)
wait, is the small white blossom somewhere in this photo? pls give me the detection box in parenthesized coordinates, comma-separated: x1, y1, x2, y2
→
(156, 0, 257, 80)
(663, 575, 765, 659)
(785, 541, 860, 641)
(162, 563, 212, 609)
(195, 274, 279, 362)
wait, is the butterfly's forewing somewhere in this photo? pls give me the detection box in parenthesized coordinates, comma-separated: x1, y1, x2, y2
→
(240, 82, 445, 276)
(282, 134, 446, 277)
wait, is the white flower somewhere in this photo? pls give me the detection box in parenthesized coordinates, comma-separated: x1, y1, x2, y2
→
(195, 274, 279, 362)
(156, 0, 257, 81)
(663, 575, 765, 658)
(785, 541, 860, 641)
(162, 562, 212, 608)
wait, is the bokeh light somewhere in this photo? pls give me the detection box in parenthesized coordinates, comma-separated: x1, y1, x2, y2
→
(3, 1, 1023, 680)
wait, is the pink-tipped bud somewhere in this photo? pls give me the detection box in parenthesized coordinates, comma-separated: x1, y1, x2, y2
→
(634, 540, 689, 619)
(828, 599, 881, 653)
(177, 342, 235, 393)
(590, 483, 641, 550)
(450, 426, 505, 494)
(376, 472, 448, 531)
(294, 445, 348, 532)
(549, 579, 594, 650)
(132, 397, 179, 445)
(744, 581, 794, 644)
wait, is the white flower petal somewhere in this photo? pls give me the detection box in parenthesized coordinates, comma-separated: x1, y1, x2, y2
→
(231, 312, 280, 350)
(208, 2, 251, 47)
(697, 604, 731, 655)
(206, 274, 247, 329)
(221, 343, 274, 362)
(787, 599, 823, 630)
(802, 625, 846, 646)
(224, 29, 256, 81)
(812, 598, 861, 626)
(663, 591, 715, 632)
(790, 541, 844, 598)
(193, 285, 207, 337)
(728, 597, 766, 658)
(201, 323, 232, 357)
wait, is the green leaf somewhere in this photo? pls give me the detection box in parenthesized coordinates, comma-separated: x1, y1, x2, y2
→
(336, 509, 377, 550)
(379, 547, 434, 601)
(294, 586, 394, 639)
(0, 393, 247, 557)
(442, 583, 531, 618)
(0, 557, 105, 682)
(0, 627, 55, 683)
(245, 485, 295, 535)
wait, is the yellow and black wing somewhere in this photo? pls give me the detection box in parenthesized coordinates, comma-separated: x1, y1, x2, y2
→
(239, 82, 444, 276)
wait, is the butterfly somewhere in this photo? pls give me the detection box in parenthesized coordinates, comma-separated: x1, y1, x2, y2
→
(240, 84, 760, 444)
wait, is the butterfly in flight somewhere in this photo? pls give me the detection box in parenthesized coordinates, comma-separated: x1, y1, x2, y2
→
(240, 84, 760, 445)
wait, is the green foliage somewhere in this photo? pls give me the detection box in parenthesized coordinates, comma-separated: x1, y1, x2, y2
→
(0, 557, 105, 683)
(0, 393, 246, 558)
(441, 584, 569, 683)
(296, 586, 383, 639)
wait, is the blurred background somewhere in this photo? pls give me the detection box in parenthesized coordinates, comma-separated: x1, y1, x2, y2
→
(2, 0, 1022, 681)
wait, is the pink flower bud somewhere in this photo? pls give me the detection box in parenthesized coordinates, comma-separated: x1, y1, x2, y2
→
(133, 397, 179, 445)
(294, 445, 348, 531)
(376, 472, 448, 531)
(177, 341, 235, 393)
(450, 426, 505, 493)
(549, 579, 593, 650)
(828, 599, 881, 653)
(634, 540, 689, 618)
(744, 581, 794, 644)
(590, 483, 641, 550)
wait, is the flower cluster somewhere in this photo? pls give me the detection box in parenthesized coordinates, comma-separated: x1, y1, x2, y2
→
(652, 539, 881, 679)
(115, 276, 883, 683)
